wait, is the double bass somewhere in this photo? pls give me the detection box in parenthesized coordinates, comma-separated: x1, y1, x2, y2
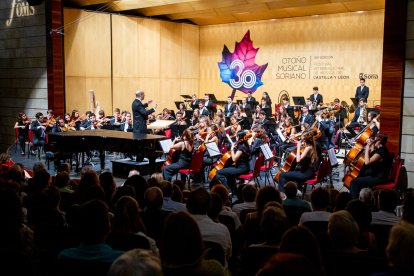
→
(274, 129, 317, 183)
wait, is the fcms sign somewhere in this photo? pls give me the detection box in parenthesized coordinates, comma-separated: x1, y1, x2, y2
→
(6, 0, 35, 27)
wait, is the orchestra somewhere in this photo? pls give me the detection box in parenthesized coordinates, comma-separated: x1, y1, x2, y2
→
(14, 82, 386, 195)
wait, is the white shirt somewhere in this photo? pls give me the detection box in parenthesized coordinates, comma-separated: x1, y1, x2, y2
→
(299, 210, 331, 225)
(220, 206, 242, 230)
(162, 197, 187, 212)
(192, 214, 232, 259)
(371, 210, 401, 225)
(232, 201, 256, 217)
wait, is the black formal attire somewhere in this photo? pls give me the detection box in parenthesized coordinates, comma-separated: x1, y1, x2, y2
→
(224, 102, 236, 118)
(119, 121, 133, 132)
(16, 121, 29, 153)
(52, 124, 64, 133)
(30, 120, 46, 151)
(310, 93, 323, 106)
(350, 147, 390, 198)
(162, 145, 192, 182)
(318, 119, 335, 150)
(261, 104, 272, 118)
(240, 103, 252, 118)
(278, 154, 315, 193)
(334, 107, 347, 129)
(132, 98, 155, 134)
(246, 96, 256, 108)
(346, 107, 364, 137)
(300, 113, 314, 126)
(190, 100, 199, 110)
(355, 85, 369, 102)
(200, 107, 210, 117)
(216, 142, 250, 190)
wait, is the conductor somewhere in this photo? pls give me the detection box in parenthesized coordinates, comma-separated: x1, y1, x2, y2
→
(132, 90, 157, 134)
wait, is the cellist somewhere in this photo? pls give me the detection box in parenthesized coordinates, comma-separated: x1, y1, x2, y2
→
(277, 131, 318, 193)
(162, 129, 194, 182)
(215, 131, 251, 190)
(349, 133, 390, 199)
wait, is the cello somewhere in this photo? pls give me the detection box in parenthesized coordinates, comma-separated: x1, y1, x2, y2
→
(208, 131, 252, 181)
(274, 129, 317, 183)
(344, 115, 380, 166)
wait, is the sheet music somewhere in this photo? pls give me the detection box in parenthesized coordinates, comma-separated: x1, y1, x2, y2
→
(226, 134, 234, 147)
(206, 142, 221, 157)
(159, 139, 173, 153)
(260, 144, 274, 160)
(276, 129, 286, 142)
(147, 120, 175, 130)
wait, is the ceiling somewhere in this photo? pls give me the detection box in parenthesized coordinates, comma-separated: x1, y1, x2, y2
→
(62, 0, 385, 26)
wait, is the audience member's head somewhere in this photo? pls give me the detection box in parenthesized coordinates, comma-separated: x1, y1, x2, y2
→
(242, 184, 257, 203)
(161, 212, 204, 270)
(359, 188, 374, 206)
(211, 184, 230, 206)
(334, 192, 353, 212)
(386, 222, 414, 274)
(327, 188, 339, 212)
(236, 184, 246, 202)
(171, 184, 183, 203)
(280, 225, 323, 274)
(284, 182, 298, 199)
(328, 210, 359, 250)
(172, 180, 186, 192)
(208, 193, 223, 222)
(346, 199, 372, 233)
(256, 186, 282, 217)
(99, 171, 116, 202)
(150, 173, 164, 185)
(378, 189, 400, 213)
(128, 169, 140, 178)
(32, 161, 46, 174)
(30, 169, 50, 194)
(257, 252, 319, 276)
(310, 188, 330, 211)
(7, 164, 25, 184)
(124, 174, 149, 209)
(111, 185, 136, 206)
(144, 187, 163, 210)
(54, 171, 70, 189)
(73, 199, 111, 244)
(108, 249, 162, 276)
(186, 188, 211, 215)
(112, 196, 147, 235)
(58, 163, 71, 174)
(160, 181, 173, 198)
(260, 206, 289, 245)
(402, 189, 414, 224)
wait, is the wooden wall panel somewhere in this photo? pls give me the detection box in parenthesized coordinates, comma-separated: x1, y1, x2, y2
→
(160, 22, 182, 79)
(380, 0, 408, 154)
(64, 9, 112, 114)
(137, 19, 161, 78)
(199, 11, 384, 106)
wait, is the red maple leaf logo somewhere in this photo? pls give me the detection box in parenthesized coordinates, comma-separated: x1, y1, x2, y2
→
(218, 30, 268, 94)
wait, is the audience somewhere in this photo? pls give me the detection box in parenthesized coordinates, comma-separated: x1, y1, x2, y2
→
(282, 181, 311, 211)
(123, 174, 149, 210)
(211, 184, 241, 230)
(299, 187, 331, 225)
(108, 249, 162, 276)
(232, 184, 257, 217)
(160, 180, 186, 212)
(371, 189, 400, 225)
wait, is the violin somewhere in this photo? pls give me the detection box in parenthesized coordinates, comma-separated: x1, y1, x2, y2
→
(43, 116, 58, 127)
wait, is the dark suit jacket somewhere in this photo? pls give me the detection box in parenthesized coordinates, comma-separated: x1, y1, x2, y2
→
(355, 86, 369, 101)
(351, 107, 362, 123)
(310, 93, 323, 106)
(224, 103, 236, 117)
(31, 120, 46, 145)
(200, 107, 210, 117)
(190, 100, 199, 110)
(119, 121, 133, 132)
(246, 96, 256, 107)
(241, 103, 252, 117)
(132, 99, 155, 134)
(300, 113, 314, 126)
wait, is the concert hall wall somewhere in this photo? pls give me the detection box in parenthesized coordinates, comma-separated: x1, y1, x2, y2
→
(199, 10, 384, 107)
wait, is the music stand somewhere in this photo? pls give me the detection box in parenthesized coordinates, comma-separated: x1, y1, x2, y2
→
(350, 97, 358, 107)
(180, 95, 192, 99)
(260, 144, 274, 161)
(159, 139, 173, 154)
(206, 142, 221, 157)
(170, 124, 187, 138)
(206, 93, 218, 103)
(175, 101, 183, 109)
(292, 96, 306, 106)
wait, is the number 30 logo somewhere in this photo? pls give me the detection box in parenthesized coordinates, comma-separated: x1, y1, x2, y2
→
(229, 59, 256, 89)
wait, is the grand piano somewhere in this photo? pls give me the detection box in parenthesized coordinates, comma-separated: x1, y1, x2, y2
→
(47, 130, 166, 171)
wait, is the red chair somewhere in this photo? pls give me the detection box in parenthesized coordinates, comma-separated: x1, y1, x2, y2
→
(164, 129, 172, 139)
(373, 156, 407, 193)
(301, 157, 332, 198)
(238, 153, 264, 188)
(177, 150, 204, 188)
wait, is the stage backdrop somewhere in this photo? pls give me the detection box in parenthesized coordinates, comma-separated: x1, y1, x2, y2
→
(199, 10, 384, 108)
(64, 9, 383, 114)
(64, 8, 199, 114)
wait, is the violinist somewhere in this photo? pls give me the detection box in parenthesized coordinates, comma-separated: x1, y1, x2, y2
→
(189, 108, 200, 128)
(162, 108, 175, 120)
(368, 111, 380, 135)
(277, 131, 318, 193)
(175, 111, 189, 126)
(349, 133, 390, 199)
(253, 105, 262, 121)
(14, 112, 30, 155)
(333, 98, 347, 129)
(260, 97, 272, 118)
(215, 130, 251, 190)
(278, 117, 296, 158)
(52, 118, 69, 133)
(178, 102, 188, 119)
(30, 112, 47, 155)
(162, 129, 194, 182)
(70, 110, 83, 130)
(316, 111, 335, 150)
(110, 108, 122, 130)
(346, 98, 367, 138)
(63, 113, 71, 124)
(119, 112, 133, 132)
(299, 105, 314, 126)
(248, 127, 266, 170)
(228, 115, 242, 139)
(194, 116, 209, 144)
(98, 110, 111, 126)
(80, 113, 99, 130)
(198, 124, 220, 183)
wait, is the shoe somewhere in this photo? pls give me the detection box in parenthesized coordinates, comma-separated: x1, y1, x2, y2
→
(30, 150, 37, 155)
(20, 151, 25, 156)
